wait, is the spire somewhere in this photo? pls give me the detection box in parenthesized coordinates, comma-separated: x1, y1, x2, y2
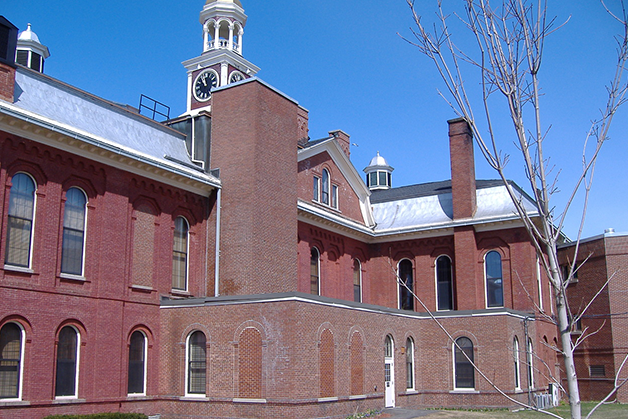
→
(16, 23, 50, 73)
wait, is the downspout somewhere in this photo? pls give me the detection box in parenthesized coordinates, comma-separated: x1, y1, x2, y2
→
(214, 188, 222, 297)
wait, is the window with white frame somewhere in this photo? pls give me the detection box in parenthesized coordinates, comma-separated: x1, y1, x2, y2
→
(55, 326, 79, 398)
(310, 247, 320, 295)
(187, 331, 206, 396)
(454, 337, 474, 389)
(406, 337, 415, 390)
(172, 216, 189, 291)
(128, 331, 147, 395)
(485, 251, 504, 307)
(313, 170, 338, 209)
(513, 337, 521, 390)
(353, 258, 362, 303)
(436, 255, 453, 310)
(527, 338, 534, 389)
(313, 176, 320, 201)
(61, 188, 87, 276)
(398, 259, 414, 311)
(536, 256, 543, 311)
(321, 169, 330, 205)
(5, 173, 36, 268)
(0, 322, 24, 400)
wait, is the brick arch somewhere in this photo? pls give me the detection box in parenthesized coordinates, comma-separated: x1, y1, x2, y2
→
(55, 319, 87, 343)
(349, 329, 364, 396)
(61, 176, 98, 201)
(318, 327, 335, 398)
(5, 159, 47, 187)
(0, 315, 32, 336)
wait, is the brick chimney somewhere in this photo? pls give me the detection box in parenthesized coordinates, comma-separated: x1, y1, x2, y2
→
(448, 117, 476, 219)
(329, 129, 350, 158)
(0, 16, 18, 103)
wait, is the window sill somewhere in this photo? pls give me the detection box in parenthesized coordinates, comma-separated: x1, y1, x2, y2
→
(53, 397, 84, 404)
(180, 395, 209, 401)
(404, 390, 418, 395)
(349, 395, 366, 400)
(0, 399, 29, 406)
(450, 389, 479, 394)
(171, 290, 191, 298)
(130, 284, 154, 293)
(317, 397, 338, 403)
(233, 398, 266, 404)
(311, 199, 342, 213)
(127, 394, 148, 398)
(3, 265, 34, 274)
(60, 273, 88, 282)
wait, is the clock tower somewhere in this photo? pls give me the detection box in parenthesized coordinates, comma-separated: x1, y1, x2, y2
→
(183, 0, 260, 113)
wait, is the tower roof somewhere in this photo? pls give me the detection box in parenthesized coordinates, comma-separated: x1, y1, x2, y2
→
(364, 151, 393, 171)
(17, 23, 50, 59)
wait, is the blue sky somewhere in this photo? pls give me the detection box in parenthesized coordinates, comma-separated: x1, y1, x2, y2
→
(4, 0, 627, 239)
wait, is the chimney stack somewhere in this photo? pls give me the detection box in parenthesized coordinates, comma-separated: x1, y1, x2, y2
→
(0, 16, 18, 103)
(448, 118, 476, 219)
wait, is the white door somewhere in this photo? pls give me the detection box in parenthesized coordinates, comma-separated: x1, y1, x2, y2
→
(384, 335, 395, 408)
(385, 358, 395, 407)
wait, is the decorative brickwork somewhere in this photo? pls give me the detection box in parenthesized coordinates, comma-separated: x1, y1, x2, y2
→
(350, 331, 364, 396)
(319, 328, 335, 397)
(238, 327, 262, 399)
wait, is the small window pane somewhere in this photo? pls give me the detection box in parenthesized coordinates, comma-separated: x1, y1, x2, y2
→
(313, 176, 320, 201)
(378, 171, 387, 187)
(369, 172, 377, 187)
(5, 173, 36, 267)
(0, 323, 22, 399)
(55, 327, 78, 397)
(128, 331, 146, 394)
(331, 185, 338, 209)
(321, 170, 330, 205)
(384, 336, 393, 358)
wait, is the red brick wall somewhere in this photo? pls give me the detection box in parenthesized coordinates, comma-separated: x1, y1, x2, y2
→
(0, 62, 15, 102)
(448, 118, 476, 219)
(211, 80, 299, 295)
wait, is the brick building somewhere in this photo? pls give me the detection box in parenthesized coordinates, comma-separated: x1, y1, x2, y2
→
(0, 1, 559, 418)
(558, 231, 628, 402)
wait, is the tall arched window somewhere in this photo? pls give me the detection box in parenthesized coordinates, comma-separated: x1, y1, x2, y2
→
(187, 331, 206, 396)
(172, 216, 189, 291)
(398, 259, 414, 311)
(485, 251, 504, 307)
(406, 337, 415, 390)
(353, 259, 362, 303)
(513, 337, 521, 390)
(454, 337, 474, 389)
(436, 255, 453, 311)
(55, 326, 79, 398)
(128, 331, 147, 395)
(5, 173, 36, 268)
(310, 247, 320, 295)
(0, 323, 23, 399)
(61, 188, 87, 276)
(321, 169, 330, 205)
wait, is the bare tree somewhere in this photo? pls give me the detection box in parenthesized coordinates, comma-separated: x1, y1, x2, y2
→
(402, 1, 628, 418)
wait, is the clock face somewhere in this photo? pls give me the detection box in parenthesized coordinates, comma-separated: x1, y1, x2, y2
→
(194, 69, 218, 102)
(229, 71, 244, 84)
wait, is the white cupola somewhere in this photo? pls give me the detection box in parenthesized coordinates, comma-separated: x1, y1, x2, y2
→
(16, 23, 50, 73)
(364, 152, 394, 190)
(201, 0, 247, 55)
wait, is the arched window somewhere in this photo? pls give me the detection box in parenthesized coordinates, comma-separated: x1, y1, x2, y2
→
(0, 323, 23, 399)
(353, 259, 362, 303)
(436, 256, 453, 310)
(454, 337, 474, 389)
(398, 259, 414, 311)
(310, 247, 320, 295)
(172, 216, 189, 291)
(485, 251, 503, 307)
(128, 331, 147, 395)
(187, 331, 206, 395)
(385, 335, 393, 358)
(61, 188, 87, 276)
(513, 337, 521, 390)
(55, 326, 79, 398)
(321, 169, 330, 205)
(406, 337, 415, 390)
(527, 338, 534, 389)
(5, 173, 36, 268)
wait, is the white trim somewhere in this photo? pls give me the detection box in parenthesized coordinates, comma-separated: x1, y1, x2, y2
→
(0, 323, 25, 401)
(484, 250, 504, 309)
(452, 337, 475, 391)
(172, 216, 190, 292)
(61, 187, 88, 277)
(5, 172, 37, 270)
(185, 331, 207, 398)
(405, 337, 415, 391)
(127, 331, 148, 396)
(536, 256, 543, 311)
(397, 259, 413, 311)
(514, 337, 521, 391)
(527, 338, 534, 389)
(353, 259, 362, 303)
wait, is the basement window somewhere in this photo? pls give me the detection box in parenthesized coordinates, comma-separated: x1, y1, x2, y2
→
(589, 365, 605, 377)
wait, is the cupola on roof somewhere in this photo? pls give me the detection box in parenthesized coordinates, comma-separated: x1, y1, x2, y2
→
(364, 152, 394, 191)
(18, 23, 42, 43)
(367, 151, 391, 169)
(16, 23, 50, 73)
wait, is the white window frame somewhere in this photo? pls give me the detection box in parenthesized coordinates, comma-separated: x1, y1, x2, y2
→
(310, 247, 321, 296)
(185, 331, 207, 398)
(128, 331, 148, 396)
(397, 259, 414, 311)
(172, 216, 190, 292)
(484, 250, 504, 308)
(0, 322, 26, 401)
(527, 338, 534, 389)
(60, 187, 88, 278)
(405, 337, 415, 391)
(5, 172, 37, 270)
(353, 258, 362, 303)
(54, 326, 80, 400)
(513, 337, 521, 391)
(313, 176, 320, 202)
(452, 337, 475, 391)
(435, 255, 454, 311)
(536, 256, 543, 311)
